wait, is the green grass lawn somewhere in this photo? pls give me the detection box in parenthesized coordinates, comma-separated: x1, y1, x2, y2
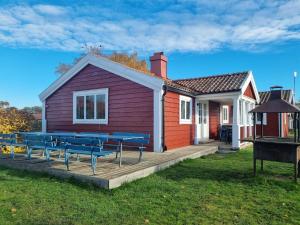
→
(0, 148, 300, 225)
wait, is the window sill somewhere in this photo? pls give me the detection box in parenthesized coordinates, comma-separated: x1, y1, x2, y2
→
(180, 120, 192, 125)
(73, 119, 108, 125)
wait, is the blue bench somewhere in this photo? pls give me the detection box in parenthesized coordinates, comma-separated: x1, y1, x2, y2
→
(112, 132, 150, 162)
(25, 134, 50, 160)
(0, 134, 14, 158)
(64, 137, 113, 175)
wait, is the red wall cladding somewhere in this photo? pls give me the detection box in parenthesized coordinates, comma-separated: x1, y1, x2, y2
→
(256, 113, 279, 137)
(209, 101, 220, 140)
(243, 82, 256, 100)
(164, 91, 195, 150)
(46, 64, 154, 150)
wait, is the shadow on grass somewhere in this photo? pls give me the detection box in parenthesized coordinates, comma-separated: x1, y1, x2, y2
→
(158, 157, 298, 190)
(0, 165, 113, 194)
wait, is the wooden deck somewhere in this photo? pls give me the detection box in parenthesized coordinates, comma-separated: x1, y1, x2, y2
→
(0, 144, 218, 189)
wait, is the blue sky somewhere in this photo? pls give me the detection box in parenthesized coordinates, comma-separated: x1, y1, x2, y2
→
(0, 0, 300, 108)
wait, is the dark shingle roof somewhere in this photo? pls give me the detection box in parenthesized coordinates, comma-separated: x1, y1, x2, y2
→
(165, 79, 198, 95)
(169, 71, 249, 95)
(259, 90, 292, 104)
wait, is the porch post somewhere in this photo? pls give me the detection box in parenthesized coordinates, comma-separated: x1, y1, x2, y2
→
(42, 101, 47, 132)
(232, 97, 240, 149)
(243, 100, 247, 138)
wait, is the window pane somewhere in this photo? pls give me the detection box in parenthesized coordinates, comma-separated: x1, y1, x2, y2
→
(76, 96, 84, 119)
(181, 100, 186, 120)
(199, 103, 203, 124)
(86, 95, 95, 119)
(186, 101, 191, 119)
(96, 94, 106, 119)
(203, 103, 207, 124)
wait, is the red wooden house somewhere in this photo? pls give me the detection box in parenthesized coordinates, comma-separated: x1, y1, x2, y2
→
(39, 52, 260, 152)
(256, 89, 294, 137)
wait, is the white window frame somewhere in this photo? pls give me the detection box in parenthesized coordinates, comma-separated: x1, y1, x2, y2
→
(222, 105, 229, 124)
(256, 113, 267, 125)
(73, 88, 109, 124)
(179, 95, 193, 124)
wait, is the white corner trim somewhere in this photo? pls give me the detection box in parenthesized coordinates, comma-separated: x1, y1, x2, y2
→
(179, 95, 193, 124)
(240, 71, 260, 103)
(39, 54, 164, 101)
(72, 88, 109, 125)
(153, 89, 163, 152)
(42, 101, 47, 132)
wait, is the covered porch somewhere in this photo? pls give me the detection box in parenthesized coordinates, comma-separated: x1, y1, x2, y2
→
(194, 92, 256, 149)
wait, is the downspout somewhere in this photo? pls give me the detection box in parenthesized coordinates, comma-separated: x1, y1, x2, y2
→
(162, 85, 168, 151)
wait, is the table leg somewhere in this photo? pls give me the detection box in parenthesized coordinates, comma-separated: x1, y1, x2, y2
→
(119, 141, 123, 167)
(298, 161, 300, 178)
(253, 158, 256, 176)
(295, 161, 298, 183)
(261, 160, 263, 172)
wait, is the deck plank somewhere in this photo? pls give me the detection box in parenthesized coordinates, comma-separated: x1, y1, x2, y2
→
(0, 144, 218, 189)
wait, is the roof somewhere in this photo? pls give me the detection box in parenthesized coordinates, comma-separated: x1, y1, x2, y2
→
(259, 90, 292, 104)
(40, 54, 259, 101)
(170, 71, 249, 95)
(250, 99, 300, 113)
(251, 89, 299, 113)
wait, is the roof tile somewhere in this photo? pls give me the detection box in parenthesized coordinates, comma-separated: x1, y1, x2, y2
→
(168, 71, 249, 95)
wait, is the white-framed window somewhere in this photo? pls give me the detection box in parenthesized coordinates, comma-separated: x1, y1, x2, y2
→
(180, 95, 192, 124)
(256, 113, 267, 125)
(222, 105, 229, 124)
(73, 88, 108, 124)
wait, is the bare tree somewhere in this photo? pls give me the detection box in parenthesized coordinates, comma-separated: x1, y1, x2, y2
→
(55, 45, 149, 75)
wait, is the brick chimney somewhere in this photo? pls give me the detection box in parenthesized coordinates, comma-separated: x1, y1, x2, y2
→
(150, 52, 168, 79)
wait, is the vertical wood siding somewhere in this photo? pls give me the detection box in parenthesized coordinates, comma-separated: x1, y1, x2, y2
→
(243, 82, 256, 100)
(46, 64, 154, 150)
(164, 91, 195, 150)
(256, 113, 279, 137)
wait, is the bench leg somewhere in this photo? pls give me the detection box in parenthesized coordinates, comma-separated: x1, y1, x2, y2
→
(139, 149, 143, 162)
(27, 147, 32, 160)
(260, 160, 263, 172)
(58, 150, 62, 160)
(45, 149, 50, 161)
(76, 154, 80, 162)
(10, 146, 15, 159)
(91, 155, 97, 175)
(64, 152, 70, 171)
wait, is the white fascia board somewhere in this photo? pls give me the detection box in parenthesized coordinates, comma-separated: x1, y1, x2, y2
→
(196, 91, 241, 100)
(240, 71, 260, 103)
(39, 54, 164, 101)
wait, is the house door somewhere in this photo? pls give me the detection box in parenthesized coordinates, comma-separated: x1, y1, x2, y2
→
(196, 101, 209, 141)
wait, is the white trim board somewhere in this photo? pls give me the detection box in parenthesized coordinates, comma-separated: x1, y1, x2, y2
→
(240, 71, 260, 103)
(39, 54, 164, 101)
(72, 88, 109, 125)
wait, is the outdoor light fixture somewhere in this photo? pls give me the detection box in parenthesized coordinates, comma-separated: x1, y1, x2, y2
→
(294, 71, 297, 99)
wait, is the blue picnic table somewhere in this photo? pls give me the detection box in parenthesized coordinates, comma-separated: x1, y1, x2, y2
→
(19, 132, 146, 167)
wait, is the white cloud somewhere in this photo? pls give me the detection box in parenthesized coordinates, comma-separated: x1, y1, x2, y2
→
(0, 1, 299, 53)
(33, 4, 68, 16)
